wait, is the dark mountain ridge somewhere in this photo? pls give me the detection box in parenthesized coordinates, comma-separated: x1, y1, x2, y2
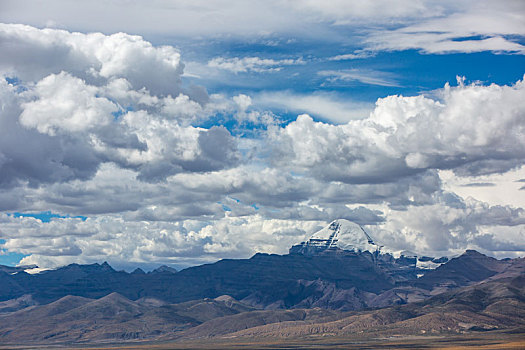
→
(0, 249, 515, 313)
(413, 249, 509, 289)
(0, 256, 522, 345)
(1, 251, 395, 306)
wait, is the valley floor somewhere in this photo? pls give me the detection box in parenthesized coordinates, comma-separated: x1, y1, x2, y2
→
(1, 330, 524, 350)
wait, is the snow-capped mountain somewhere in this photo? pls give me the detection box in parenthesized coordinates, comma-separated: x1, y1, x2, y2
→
(290, 219, 448, 274)
(290, 219, 380, 255)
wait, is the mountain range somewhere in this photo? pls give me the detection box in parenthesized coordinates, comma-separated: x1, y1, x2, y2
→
(0, 220, 523, 346)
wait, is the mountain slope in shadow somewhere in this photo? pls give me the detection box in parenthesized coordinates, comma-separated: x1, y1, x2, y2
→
(192, 258, 525, 340)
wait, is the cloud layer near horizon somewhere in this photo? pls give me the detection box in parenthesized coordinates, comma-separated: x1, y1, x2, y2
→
(0, 23, 524, 269)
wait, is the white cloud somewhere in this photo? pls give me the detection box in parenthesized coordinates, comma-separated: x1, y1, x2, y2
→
(2, 71, 239, 185)
(366, 2, 525, 54)
(208, 56, 305, 73)
(318, 69, 399, 87)
(20, 72, 117, 135)
(368, 32, 525, 55)
(328, 51, 376, 61)
(233, 94, 252, 111)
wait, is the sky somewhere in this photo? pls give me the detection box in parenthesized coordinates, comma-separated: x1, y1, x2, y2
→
(0, 0, 524, 270)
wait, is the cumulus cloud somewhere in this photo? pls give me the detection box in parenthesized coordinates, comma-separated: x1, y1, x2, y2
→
(1, 74, 239, 186)
(0, 78, 103, 188)
(114, 111, 240, 181)
(0, 23, 184, 95)
(270, 77, 525, 183)
(20, 72, 117, 135)
(0, 24, 242, 188)
(3, 72, 525, 266)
